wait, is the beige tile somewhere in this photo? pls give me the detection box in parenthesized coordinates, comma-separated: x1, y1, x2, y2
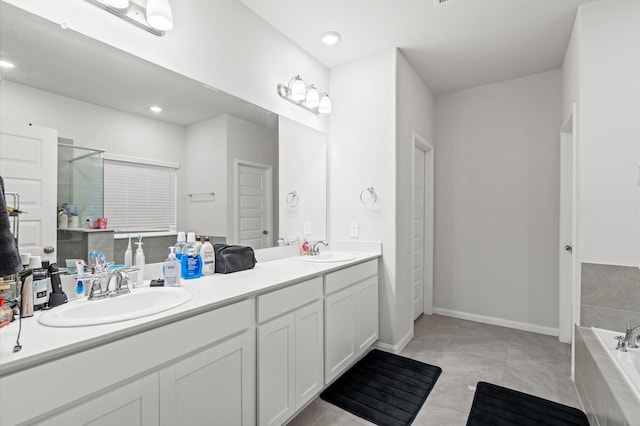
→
(287, 398, 331, 426)
(289, 316, 581, 426)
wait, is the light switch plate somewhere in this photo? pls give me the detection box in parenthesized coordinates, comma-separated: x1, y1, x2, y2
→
(349, 222, 359, 238)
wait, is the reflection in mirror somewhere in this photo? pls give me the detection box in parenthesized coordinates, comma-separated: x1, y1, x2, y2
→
(0, 4, 326, 261)
(279, 117, 327, 243)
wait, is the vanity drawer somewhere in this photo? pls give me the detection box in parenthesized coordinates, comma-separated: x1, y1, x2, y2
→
(257, 277, 323, 323)
(324, 260, 377, 295)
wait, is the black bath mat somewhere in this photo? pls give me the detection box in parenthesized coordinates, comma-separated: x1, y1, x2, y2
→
(466, 382, 589, 426)
(320, 349, 442, 426)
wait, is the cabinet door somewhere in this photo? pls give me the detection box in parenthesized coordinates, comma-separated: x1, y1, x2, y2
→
(356, 276, 379, 356)
(35, 374, 159, 426)
(324, 287, 356, 384)
(294, 300, 324, 409)
(160, 332, 254, 426)
(258, 313, 295, 426)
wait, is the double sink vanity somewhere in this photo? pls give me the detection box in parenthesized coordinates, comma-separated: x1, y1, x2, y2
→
(0, 247, 380, 426)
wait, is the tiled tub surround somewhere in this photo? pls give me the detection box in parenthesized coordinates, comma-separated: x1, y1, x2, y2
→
(575, 327, 640, 426)
(581, 263, 640, 330)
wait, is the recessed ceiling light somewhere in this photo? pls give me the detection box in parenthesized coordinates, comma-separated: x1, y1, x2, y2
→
(321, 31, 342, 46)
(0, 60, 16, 69)
(150, 105, 162, 113)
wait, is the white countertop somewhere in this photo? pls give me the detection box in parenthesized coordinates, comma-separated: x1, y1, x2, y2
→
(0, 249, 380, 376)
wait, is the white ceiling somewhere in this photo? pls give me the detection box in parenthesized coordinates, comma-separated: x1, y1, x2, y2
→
(239, 0, 598, 94)
(0, 3, 277, 128)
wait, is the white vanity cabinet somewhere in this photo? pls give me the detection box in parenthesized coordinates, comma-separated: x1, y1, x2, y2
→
(257, 277, 324, 426)
(5, 300, 254, 426)
(35, 374, 160, 426)
(324, 259, 378, 384)
(159, 331, 254, 426)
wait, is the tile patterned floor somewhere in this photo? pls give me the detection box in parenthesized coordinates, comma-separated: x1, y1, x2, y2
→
(288, 314, 581, 425)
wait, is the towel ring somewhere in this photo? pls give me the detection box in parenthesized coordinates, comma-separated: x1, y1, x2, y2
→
(360, 187, 377, 207)
(286, 191, 299, 208)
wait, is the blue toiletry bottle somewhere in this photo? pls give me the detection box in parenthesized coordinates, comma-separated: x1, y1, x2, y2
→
(180, 232, 202, 279)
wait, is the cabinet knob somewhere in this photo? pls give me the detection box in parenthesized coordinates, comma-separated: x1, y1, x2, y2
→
(44, 246, 55, 254)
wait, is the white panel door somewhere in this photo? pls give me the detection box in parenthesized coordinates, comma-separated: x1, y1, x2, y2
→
(413, 147, 426, 320)
(356, 277, 379, 355)
(237, 162, 271, 249)
(0, 121, 57, 262)
(324, 287, 356, 384)
(294, 300, 323, 409)
(258, 312, 295, 426)
(35, 375, 159, 426)
(160, 332, 253, 426)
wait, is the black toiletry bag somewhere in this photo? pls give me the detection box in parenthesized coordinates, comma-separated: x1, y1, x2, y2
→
(213, 244, 257, 274)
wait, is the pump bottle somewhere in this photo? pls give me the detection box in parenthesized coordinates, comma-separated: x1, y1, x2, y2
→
(134, 234, 145, 286)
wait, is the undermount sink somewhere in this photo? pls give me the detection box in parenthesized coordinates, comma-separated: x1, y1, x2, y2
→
(38, 287, 193, 327)
(303, 252, 357, 263)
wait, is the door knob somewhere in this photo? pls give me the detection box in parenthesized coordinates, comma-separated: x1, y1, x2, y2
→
(565, 245, 572, 252)
(262, 230, 268, 235)
(44, 246, 55, 254)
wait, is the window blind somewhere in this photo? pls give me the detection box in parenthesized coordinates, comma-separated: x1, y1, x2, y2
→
(104, 159, 177, 232)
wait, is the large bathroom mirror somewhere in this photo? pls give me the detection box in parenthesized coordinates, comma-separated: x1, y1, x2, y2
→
(0, 3, 327, 261)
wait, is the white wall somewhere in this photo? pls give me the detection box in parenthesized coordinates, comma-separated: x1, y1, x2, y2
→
(329, 49, 399, 345)
(396, 51, 436, 343)
(184, 115, 228, 237)
(434, 71, 562, 332)
(278, 116, 327, 241)
(0, 81, 186, 228)
(571, 0, 639, 266)
(6, 0, 329, 133)
(0, 81, 185, 164)
(226, 115, 278, 245)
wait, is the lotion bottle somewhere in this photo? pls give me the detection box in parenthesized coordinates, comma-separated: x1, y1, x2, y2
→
(200, 236, 215, 275)
(134, 234, 145, 286)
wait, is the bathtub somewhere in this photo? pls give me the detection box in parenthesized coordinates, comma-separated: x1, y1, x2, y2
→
(592, 327, 640, 404)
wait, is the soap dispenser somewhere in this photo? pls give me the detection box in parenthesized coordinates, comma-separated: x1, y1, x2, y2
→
(134, 234, 145, 286)
(163, 247, 181, 287)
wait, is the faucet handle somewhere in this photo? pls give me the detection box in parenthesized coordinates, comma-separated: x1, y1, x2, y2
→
(115, 270, 131, 295)
(615, 335, 627, 352)
(88, 275, 107, 300)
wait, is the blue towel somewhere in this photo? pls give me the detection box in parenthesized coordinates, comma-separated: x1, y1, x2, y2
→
(0, 176, 23, 277)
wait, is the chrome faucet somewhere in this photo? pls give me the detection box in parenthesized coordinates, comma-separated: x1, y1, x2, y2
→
(309, 240, 328, 256)
(624, 324, 640, 349)
(615, 324, 640, 352)
(88, 270, 131, 300)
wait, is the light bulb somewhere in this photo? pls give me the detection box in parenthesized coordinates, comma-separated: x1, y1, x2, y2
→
(150, 105, 162, 113)
(290, 76, 306, 101)
(319, 93, 332, 114)
(321, 31, 342, 46)
(146, 0, 174, 31)
(305, 86, 320, 108)
(101, 0, 130, 9)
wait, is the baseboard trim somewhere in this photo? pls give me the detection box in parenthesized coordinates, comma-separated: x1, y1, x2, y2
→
(373, 328, 414, 354)
(432, 307, 559, 337)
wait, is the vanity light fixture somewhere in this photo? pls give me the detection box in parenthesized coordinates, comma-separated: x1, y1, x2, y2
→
(277, 75, 332, 115)
(85, 0, 174, 36)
